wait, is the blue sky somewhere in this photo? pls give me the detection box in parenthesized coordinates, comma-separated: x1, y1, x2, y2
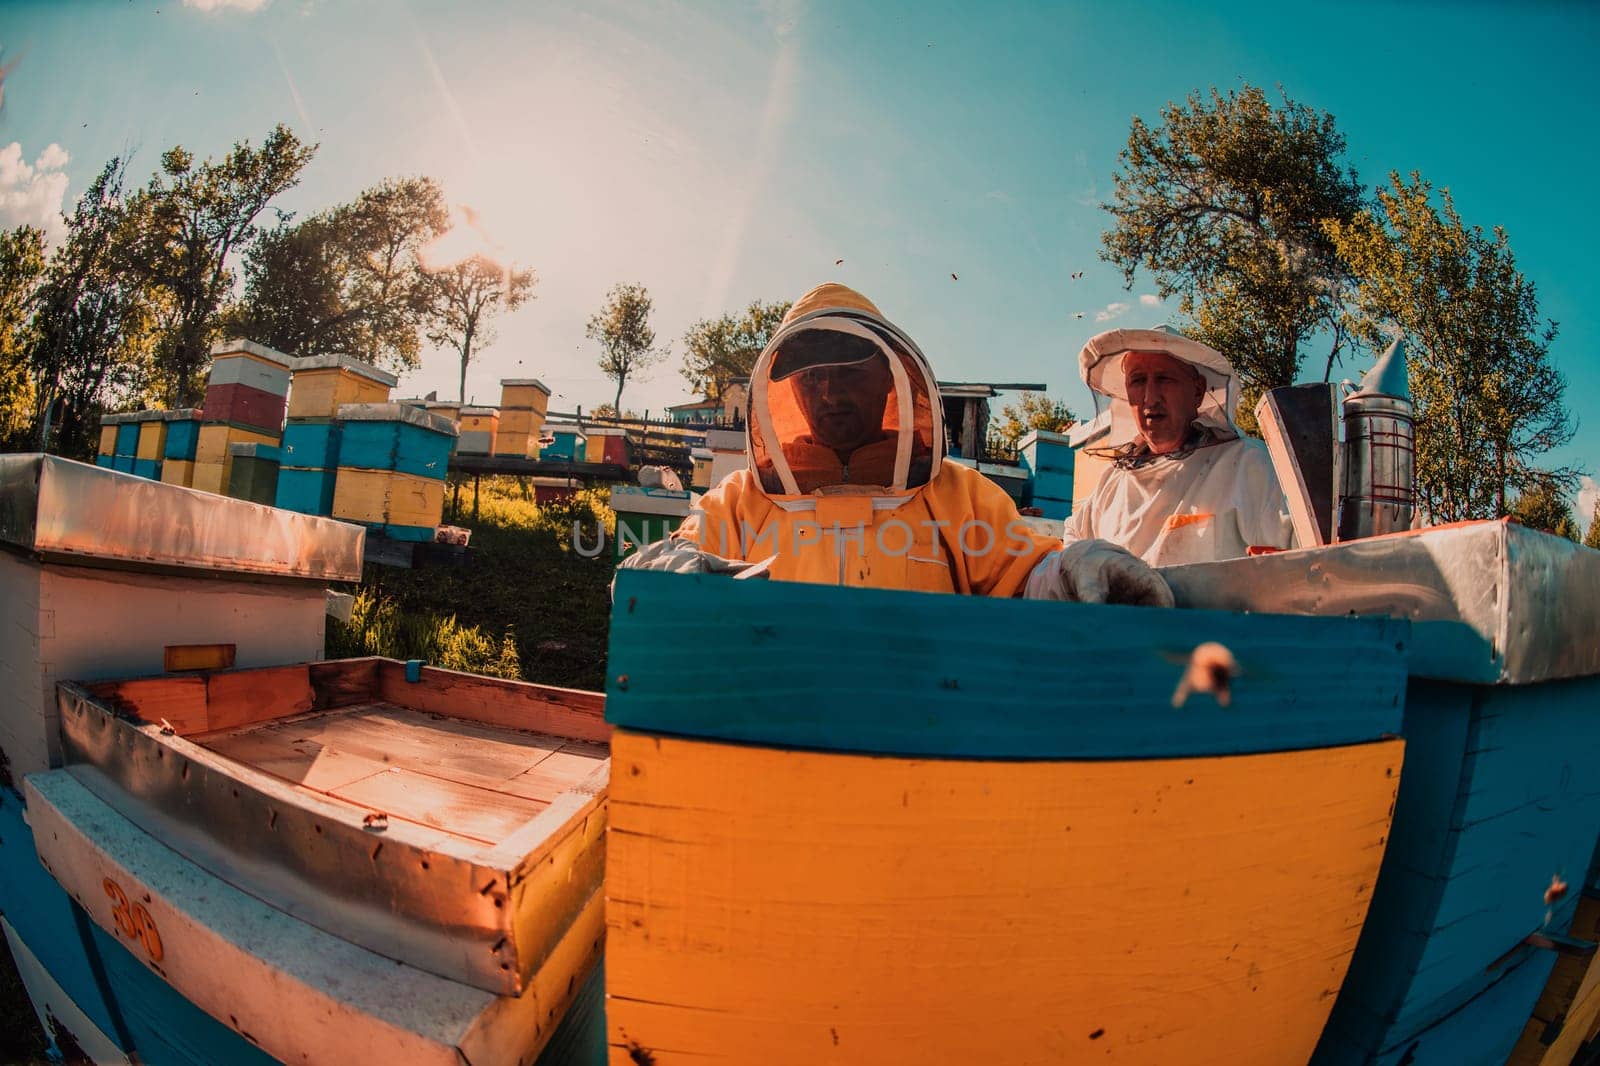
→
(4, 0, 1597, 509)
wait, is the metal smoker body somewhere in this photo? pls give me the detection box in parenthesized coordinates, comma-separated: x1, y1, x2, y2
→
(1337, 338, 1415, 541)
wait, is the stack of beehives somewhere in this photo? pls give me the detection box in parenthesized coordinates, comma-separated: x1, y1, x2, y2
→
(276, 354, 398, 516)
(193, 340, 292, 495)
(330, 403, 458, 541)
(494, 378, 550, 458)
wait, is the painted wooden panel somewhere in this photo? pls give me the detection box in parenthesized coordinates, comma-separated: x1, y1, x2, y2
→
(114, 422, 140, 456)
(225, 454, 278, 505)
(458, 429, 495, 454)
(499, 382, 550, 413)
(287, 368, 391, 419)
(200, 382, 287, 433)
(333, 467, 446, 529)
(499, 408, 542, 434)
(275, 466, 338, 515)
(606, 570, 1409, 758)
(206, 350, 291, 392)
(1314, 675, 1600, 1064)
(162, 417, 201, 460)
(99, 423, 118, 456)
(131, 458, 161, 481)
(338, 417, 453, 478)
(135, 421, 166, 461)
(189, 461, 225, 495)
(495, 428, 535, 456)
(605, 730, 1403, 1066)
(112, 453, 136, 473)
(23, 770, 604, 1066)
(95, 453, 115, 468)
(0, 788, 277, 1066)
(194, 423, 278, 466)
(281, 418, 342, 469)
(375, 660, 610, 744)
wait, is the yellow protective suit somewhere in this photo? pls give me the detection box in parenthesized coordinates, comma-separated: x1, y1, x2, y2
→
(673, 284, 1058, 595)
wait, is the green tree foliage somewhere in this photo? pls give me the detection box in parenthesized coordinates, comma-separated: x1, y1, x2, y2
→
(229, 176, 448, 370)
(991, 391, 1075, 452)
(326, 588, 522, 679)
(1508, 478, 1580, 541)
(421, 254, 536, 403)
(1100, 84, 1365, 416)
(27, 158, 164, 457)
(589, 282, 668, 413)
(680, 299, 790, 403)
(1585, 500, 1600, 551)
(119, 125, 315, 404)
(1328, 172, 1572, 522)
(0, 226, 45, 447)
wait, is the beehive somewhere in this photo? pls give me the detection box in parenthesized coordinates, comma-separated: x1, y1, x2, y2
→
(610, 484, 692, 558)
(331, 403, 457, 540)
(202, 339, 293, 435)
(287, 354, 397, 419)
(193, 424, 280, 496)
(227, 442, 281, 505)
(457, 407, 498, 455)
(540, 422, 586, 462)
(583, 426, 629, 465)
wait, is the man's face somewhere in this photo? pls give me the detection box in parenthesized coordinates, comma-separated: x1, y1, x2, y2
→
(792, 355, 894, 453)
(1123, 350, 1205, 454)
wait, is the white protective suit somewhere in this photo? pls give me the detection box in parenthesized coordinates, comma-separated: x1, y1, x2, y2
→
(1064, 327, 1295, 567)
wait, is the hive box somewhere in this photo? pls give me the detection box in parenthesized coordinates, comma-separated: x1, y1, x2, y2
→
(288, 354, 397, 419)
(227, 442, 281, 505)
(1017, 429, 1074, 521)
(193, 424, 280, 496)
(540, 422, 586, 463)
(584, 427, 629, 466)
(499, 378, 550, 417)
(335, 403, 457, 480)
(162, 409, 203, 462)
(610, 484, 692, 559)
(332, 469, 447, 541)
(457, 407, 499, 455)
(494, 408, 541, 457)
(203, 339, 292, 435)
(281, 419, 343, 471)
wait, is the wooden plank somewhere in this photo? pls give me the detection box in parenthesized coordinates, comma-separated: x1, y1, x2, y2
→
(83, 675, 209, 734)
(334, 766, 546, 844)
(607, 569, 1409, 758)
(22, 771, 519, 1066)
(377, 660, 609, 743)
(309, 657, 381, 708)
(605, 731, 1403, 1066)
(504, 743, 609, 803)
(204, 665, 315, 733)
(202, 729, 392, 792)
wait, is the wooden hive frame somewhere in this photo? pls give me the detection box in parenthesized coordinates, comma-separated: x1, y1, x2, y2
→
(57, 657, 610, 997)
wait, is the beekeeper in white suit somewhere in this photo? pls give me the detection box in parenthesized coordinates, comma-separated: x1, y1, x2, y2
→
(1061, 326, 1295, 567)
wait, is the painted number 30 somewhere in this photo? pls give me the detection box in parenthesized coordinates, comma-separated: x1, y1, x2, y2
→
(102, 878, 164, 963)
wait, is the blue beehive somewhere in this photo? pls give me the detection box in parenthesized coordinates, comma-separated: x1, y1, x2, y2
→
(335, 404, 455, 479)
(1017, 429, 1074, 520)
(163, 409, 203, 462)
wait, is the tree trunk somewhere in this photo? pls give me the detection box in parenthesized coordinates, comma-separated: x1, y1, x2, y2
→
(613, 376, 625, 415)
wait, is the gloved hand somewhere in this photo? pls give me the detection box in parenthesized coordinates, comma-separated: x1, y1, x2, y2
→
(1024, 538, 1174, 607)
(615, 537, 774, 579)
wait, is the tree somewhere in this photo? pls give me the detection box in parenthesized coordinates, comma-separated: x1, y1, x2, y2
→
(1509, 478, 1580, 541)
(421, 254, 535, 403)
(1100, 84, 1365, 416)
(27, 158, 163, 456)
(589, 283, 667, 413)
(990, 391, 1075, 452)
(1328, 172, 1572, 522)
(120, 125, 315, 404)
(1585, 501, 1600, 551)
(681, 299, 790, 403)
(0, 225, 46, 447)
(228, 176, 448, 370)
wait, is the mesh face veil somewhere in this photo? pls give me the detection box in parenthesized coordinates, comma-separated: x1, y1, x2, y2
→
(1077, 326, 1241, 453)
(748, 307, 944, 496)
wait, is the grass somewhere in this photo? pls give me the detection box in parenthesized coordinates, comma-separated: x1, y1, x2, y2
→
(334, 477, 621, 693)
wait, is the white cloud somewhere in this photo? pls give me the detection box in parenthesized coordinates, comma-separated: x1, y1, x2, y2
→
(1578, 475, 1599, 529)
(0, 142, 71, 246)
(1138, 293, 1162, 307)
(183, 0, 270, 11)
(1094, 301, 1130, 323)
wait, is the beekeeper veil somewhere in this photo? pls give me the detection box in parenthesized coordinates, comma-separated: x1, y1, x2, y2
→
(747, 284, 943, 495)
(1078, 325, 1240, 454)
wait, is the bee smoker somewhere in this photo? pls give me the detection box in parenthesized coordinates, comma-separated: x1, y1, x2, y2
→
(1336, 338, 1415, 540)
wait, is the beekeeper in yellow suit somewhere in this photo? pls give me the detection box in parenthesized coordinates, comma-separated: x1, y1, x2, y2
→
(622, 284, 1171, 606)
(1068, 326, 1295, 566)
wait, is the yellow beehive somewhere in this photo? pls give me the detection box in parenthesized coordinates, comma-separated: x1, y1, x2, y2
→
(288, 354, 398, 419)
(136, 419, 168, 462)
(332, 468, 446, 531)
(195, 424, 279, 496)
(499, 378, 550, 418)
(160, 460, 196, 488)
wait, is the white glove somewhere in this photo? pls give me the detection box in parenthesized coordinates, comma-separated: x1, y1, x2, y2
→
(1024, 538, 1174, 608)
(615, 537, 773, 579)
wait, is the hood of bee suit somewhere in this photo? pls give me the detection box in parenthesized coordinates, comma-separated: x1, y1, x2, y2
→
(1077, 325, 1240, 450)
(747, 283, 944, 496)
